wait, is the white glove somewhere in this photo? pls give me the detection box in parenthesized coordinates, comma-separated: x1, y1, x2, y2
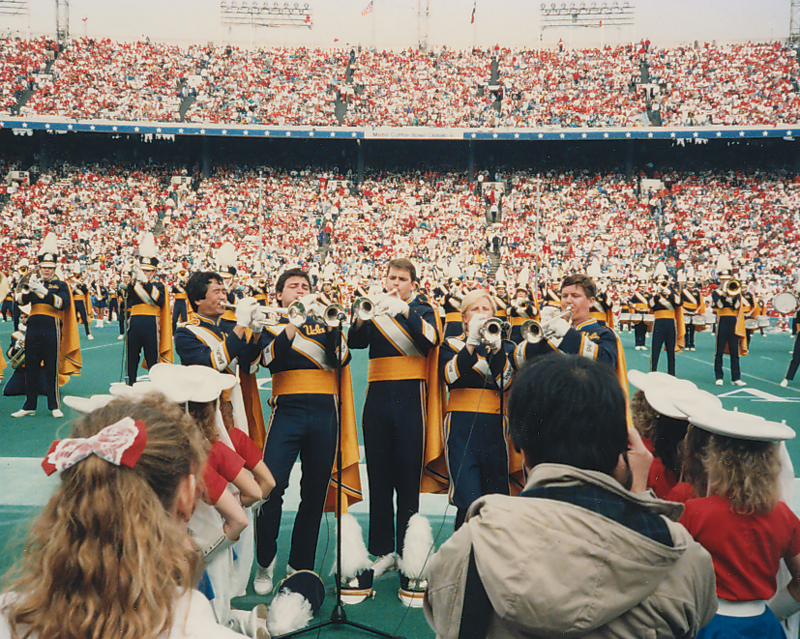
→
(466, 314, 487, 346)
(547, 317, 571, 339)
(28, 276, 47, 297)
(235, 297, 257, 329)
(249, 306, 269, 333)
(383, 295, 409, 317)
(133, 264, 148, 283)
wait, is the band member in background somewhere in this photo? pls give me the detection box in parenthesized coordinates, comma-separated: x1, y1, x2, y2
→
(216, 243, 244, 324)
(629, 277, 650, 351)
(92, 276, 108, 329)
(172, 268, 189, 331)
(11, 233, 81, 418)
(318, 277, 341, 306)
(442, 278, 465, 338)
(347, 258, 446, 600)
(508, 285, 538, 344)
(740, 280, 761, 348)
(254, 268, 358, 595)
(648, 267, 684, 376)
(589, 279, 615, 328)
(115, 273, 130, 340)
(70, 267, 94, 340)
(124, 233, 172, 385)
(680, 275, 704, 351)
(712, 261, 747, 387)
(491, 280, 510, 322)
(439, 290, 516, 530)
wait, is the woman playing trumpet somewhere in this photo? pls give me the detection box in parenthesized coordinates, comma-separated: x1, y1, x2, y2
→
(439, 290, 516, 530)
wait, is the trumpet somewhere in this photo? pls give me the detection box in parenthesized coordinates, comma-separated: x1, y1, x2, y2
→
(724, 279, 741, 297)
(176, 268, 189, 286)
(478, 317, 504, 342)
(657, 283, 670, 296)
(226, 301, 307, 328)
(352, 296, 377, 321)
(14, 270, 34, 295)
(319, 303, 347, 327)
(521, 308, 573, 344)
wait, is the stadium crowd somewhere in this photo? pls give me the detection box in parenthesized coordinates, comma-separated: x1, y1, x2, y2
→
(1, 36, 799, 128)
(1, 160, 798, 316)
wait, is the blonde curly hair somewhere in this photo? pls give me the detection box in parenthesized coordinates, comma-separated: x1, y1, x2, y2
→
(704, 433, 781, 515)
(2, 395, 207, 639)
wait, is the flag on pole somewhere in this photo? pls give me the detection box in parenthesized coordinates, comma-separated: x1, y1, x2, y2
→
(362, 0, 373, 17)
(470, 1, 476, 23)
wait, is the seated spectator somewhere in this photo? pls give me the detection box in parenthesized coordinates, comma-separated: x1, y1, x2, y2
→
(0, 394, 245, 639)
(424, 354, 717, 639)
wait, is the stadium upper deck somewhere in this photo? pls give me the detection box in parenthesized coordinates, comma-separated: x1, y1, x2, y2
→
(1, 36, 800, 139)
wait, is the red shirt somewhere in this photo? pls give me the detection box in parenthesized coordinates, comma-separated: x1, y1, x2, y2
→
(680, 495, 800, 601)
(665, 482, 696, 503)
(227, 428, 262, 471)
(202, 441, 245, 505)
(647, 457, 678, 499)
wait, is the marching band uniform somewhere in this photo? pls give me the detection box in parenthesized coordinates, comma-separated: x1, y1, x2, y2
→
(741, 287, 760, 348)
(92, 280, 108, 327)
(70, 276, 93, 339)
(1, 283, 14, 323)
(124, 242, 173, 384)
(680, 280, 705, 351)
(347, 290, 446, 562)
(491, 284, 510, 322)
(255, 313, 355, 573)
(442, 283, 464, 338)
(508, 289, 539, 345)
(12, 235, 81, 418)
(589, 288, 615, 328)
(172, 279, 189, 331)
(712, 284, 747, 386)
(629, 286, 650, 350)
(648, 280, 684, 376)
(115, 276, 130, 337)
(541, 284, 561, 310)
(781, 331, 800, 387)
(439, 333, 515, 529)
(3, 318, 46, 397)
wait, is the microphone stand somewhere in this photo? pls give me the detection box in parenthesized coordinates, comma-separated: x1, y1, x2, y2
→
(278, 312, 403, 639)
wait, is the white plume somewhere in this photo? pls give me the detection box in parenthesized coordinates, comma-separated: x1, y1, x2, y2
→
(140, 232, 157, 258)
(216, 242, 237, 269)
(39, 232, 58, 255)
(266, 591, 313, 637)
(397, 514, 433, 580)
(331, 513, 372, 579)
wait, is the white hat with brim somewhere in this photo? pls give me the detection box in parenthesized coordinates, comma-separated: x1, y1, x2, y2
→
(62, 394, 116, 413)
(688, 408, 795, 442)
(148, 363, 238, 403)
(627, 370, 697, 418)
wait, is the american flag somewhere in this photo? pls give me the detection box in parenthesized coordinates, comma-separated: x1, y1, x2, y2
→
(362, 0, 373, 17)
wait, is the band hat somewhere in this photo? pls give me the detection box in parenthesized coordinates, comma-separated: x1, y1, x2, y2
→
(148, 363, 237, 404)
(18, 303, 31, 315)
(627, 370, 697, 419)
(686, 407, 795, 443)
(653, 262, 669, 280)
(139, 232, 159, 269)
(216, 242, 238, 277)
(38, 232, 58, 266)
(266, 570, 325, 636)
(62, 394, 116, 414)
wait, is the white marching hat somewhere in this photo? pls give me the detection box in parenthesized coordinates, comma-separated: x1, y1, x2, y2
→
(62, 394, 116, 414)
(627, 370, 710, 420)
(687, 407, 795, 442)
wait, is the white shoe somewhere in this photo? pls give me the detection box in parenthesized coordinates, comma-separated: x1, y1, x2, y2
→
(253, 557, 276, 595)
(87, 334, 94, 340)
(228, 606, 269, 639)
(52, 409, 64, 418)
(12, 409, 36, 418)
(117, 334, 124, 340)
(733, 380, 747, 387)
(715, 380, 723, 386)
(781, 379, 789, 388)
(372, 552, 398, 578)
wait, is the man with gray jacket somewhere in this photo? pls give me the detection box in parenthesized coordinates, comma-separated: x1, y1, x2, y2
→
(424, 354, 717, 639)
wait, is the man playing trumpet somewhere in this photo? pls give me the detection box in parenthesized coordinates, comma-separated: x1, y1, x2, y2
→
(514, 273, 627, 388)
(647, 265, 684, 376)
(712, 258, 747, 387)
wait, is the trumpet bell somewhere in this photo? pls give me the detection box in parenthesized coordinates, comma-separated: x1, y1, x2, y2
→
(321, 303, 347, 327)
(521, 319, 544, 344)
(479, 317, 504, 341)
(353, 297, 375, 321)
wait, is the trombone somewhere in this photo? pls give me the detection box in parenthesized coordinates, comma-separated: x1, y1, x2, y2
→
(521, 308, 573, 344)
